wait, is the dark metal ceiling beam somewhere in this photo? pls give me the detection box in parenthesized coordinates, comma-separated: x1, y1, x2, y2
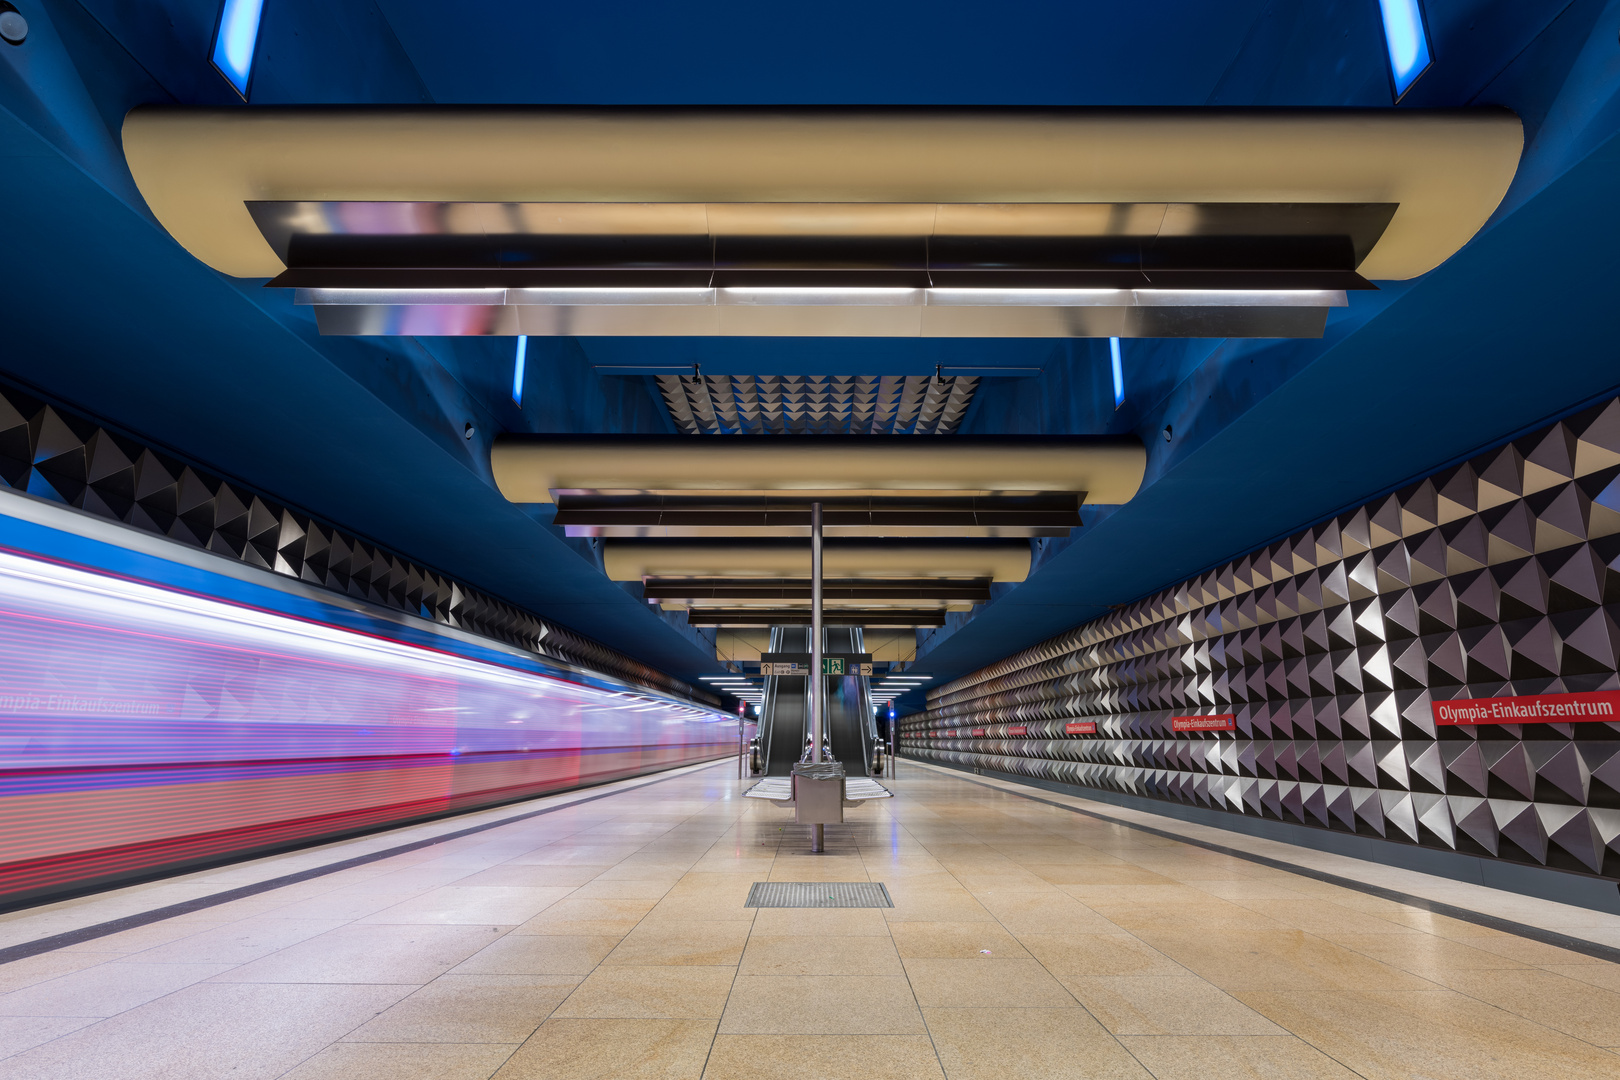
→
(643, 577, 992, 602)
(683, 609, 947, 627)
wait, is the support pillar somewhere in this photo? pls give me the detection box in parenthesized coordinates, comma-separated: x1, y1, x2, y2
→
(810, 501, 824, 853)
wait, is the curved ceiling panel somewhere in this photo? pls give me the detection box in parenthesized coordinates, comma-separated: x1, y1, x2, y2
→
(124, 107, 1521, 281)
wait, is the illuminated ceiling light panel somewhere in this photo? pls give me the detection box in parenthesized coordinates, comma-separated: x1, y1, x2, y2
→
(210, 0, 265, 99)
(1379, 0, 1434, 100)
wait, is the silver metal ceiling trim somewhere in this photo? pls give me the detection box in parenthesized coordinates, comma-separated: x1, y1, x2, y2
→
(311, 302, 1331, 338)
(294, 286, 1346, 308)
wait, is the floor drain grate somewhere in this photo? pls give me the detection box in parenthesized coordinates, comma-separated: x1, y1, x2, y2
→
(745, 882, 893, 908)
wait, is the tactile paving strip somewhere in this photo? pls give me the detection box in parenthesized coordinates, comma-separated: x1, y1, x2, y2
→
(745, 881, 894, 908)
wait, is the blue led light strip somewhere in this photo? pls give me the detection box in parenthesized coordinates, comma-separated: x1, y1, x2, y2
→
(211, 0, 266, 99)
(1378, 0, 1433, 100)
(512, 335, 529, 405)
(1110, 337, 1124, 409)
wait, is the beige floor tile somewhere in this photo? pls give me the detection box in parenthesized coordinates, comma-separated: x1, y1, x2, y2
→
(642, 894, 757, 922)
(1016, 933, 1186, 976)
(0, 951, 123, 994)
(1229, 899, 1421, 941)
(767, 862, 871, 883)
(719, 975, 925, 1034)
(903, 957, 1075, 1007)
(513, 896, 657, 924)
(886, 921, 1028, 959)
(0, 1015, 101, 1058)
(125, 918, 349, 965)
(739, 935, 904, 976)
(1028, 863, 1170, 885)
(554, 965, 735, 1018)
(975, 893, 1120, 935)
(1133, 930, 1433, 993)
(882, 893, 996, 923)
(361, 886, 574, 925)
(0, 982, 411, 1080)
(1063, 975, 1287, 1035)
(214, 923, 507, 984)
(343, 974, 578, 1042)
(1423, 966, 1620, 1045)
(507, 846, 641, 867)
(1233, 988, 1620, 1080)
(1542, 962, 1620, 993)
(1117, 1034, 1362, 1078)
(0, 961, 233, 1017)
(453, 865, 602, 888)
(1087, 900, 1286, 934)
(1332, 931, 1529, 978)
(452, 933, 620, 975)
(280, 1041, 517, 1079)
(748, 908, 892, 937)
(605, 921, 754, 966)
(922, 1007, 1146, 1079)
(570, 879, 676, 900)
(702, 1034, 944, 1079)
(1190, 879, 1316, 902)
(492, 1018, 716, 1080)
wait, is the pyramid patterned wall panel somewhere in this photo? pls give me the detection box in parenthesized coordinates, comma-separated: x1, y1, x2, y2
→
(658, 374, 978, 436)
(0, 382, 714, 706)
(901, 396, 1620, 882)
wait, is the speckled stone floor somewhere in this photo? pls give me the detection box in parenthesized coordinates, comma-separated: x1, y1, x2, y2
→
(2, 758, 1620, 1079)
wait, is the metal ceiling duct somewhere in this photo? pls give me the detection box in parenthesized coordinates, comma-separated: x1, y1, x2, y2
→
(122, 107, 1521, 339)
(491, 435, 1146, 504)
(601, 541, 1032, 583)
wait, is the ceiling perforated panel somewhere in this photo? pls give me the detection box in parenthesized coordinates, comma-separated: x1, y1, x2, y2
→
(656, 375, 977, 436)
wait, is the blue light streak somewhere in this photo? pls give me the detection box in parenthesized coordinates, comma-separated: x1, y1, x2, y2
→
(1110, 337, 1124, 409)
(1378, 0, 1432, 99)
(211, 0, 266, 98)
(512, 336, 528, 405)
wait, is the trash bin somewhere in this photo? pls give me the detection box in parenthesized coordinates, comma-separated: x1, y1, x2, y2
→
(792, 761, 845, 825)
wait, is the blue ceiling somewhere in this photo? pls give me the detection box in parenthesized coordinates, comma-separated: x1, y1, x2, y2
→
(3, 0, 1619, 710)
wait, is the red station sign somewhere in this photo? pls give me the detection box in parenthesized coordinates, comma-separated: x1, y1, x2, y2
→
(1064, 721, 1097, 735)
(1007, 725, 1028, 736)
(1432, 691, 1620, 726)
(1170, 713, 1236, 732)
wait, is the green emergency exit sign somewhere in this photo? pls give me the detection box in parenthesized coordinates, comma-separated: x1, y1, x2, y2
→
(823, 657, 845, 675)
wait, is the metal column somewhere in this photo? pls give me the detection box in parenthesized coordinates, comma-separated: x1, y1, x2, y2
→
(809, 501, 824, 853)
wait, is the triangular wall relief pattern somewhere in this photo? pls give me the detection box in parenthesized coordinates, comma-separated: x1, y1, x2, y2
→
(903, 397, 1620, 881)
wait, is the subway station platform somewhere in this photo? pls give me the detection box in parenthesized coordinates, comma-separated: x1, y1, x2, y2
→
(3, 760, 1619, 1080)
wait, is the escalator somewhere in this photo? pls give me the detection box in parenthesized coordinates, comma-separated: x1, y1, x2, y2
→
(753, 625, 885, 777)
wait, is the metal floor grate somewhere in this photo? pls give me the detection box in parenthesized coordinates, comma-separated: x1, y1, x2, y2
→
(745, 882, 894, 908)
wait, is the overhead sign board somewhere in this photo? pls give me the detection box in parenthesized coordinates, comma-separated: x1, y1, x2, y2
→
(1170, 714, 1236, 732)
(760, 660, 874, 676)
(1433, 691, 1620, 726)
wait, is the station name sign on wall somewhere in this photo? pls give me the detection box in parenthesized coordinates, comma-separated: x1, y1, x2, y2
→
(1432, 691, 1620, 726)
(1170, 714, 1237, 732)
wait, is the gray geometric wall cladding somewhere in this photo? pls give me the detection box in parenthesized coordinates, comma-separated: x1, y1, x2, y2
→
(903, 397, 1620, 881)
(0, 383, 713, 706)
